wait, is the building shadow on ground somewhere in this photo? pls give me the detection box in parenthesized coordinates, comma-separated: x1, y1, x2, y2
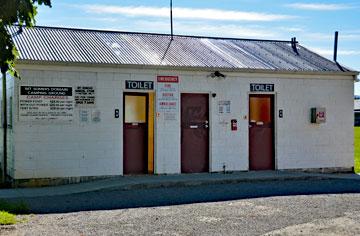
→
(4, 178, 360, 214)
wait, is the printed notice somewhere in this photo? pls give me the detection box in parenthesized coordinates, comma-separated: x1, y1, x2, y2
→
(218, 101, 231, 114)
(79, 110, 89, 122)
(19, 86, 74, 122)
(156, 76, 179, 120)
(75, 86, 95, 106)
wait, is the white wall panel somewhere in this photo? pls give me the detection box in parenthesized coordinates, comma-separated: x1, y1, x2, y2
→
(10, 66, 354, 179)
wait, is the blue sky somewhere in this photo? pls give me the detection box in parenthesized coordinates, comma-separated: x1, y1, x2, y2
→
(35, 0, 360, 94)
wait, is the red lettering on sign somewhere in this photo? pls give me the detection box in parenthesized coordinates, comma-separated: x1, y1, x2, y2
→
(157, 76, 179, 83)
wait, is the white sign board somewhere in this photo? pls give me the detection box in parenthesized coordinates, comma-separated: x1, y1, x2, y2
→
(19, 86, 74, 122)
(156, 76, 179, 120)
(218, 101, 231, 114)
(75, 86, 96, 106)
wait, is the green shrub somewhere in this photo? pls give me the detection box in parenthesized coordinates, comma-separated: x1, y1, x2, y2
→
(0, 211, 16, 225)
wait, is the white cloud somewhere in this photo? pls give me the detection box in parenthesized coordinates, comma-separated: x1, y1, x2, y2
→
(93, 17, 119, 23)
(179, 24, 277, 38)
(287, 3, 353, 11)
(277, 26, 304, 32)
(132, 20, 279, 38)
(80, 4, 295, 22)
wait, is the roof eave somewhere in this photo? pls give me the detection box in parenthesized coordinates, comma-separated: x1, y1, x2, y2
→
(16, 59, 360, 77)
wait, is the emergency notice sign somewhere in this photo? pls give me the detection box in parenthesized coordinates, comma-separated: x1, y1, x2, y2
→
(156, 76, 179, 118)
(19, 86, 74, 122)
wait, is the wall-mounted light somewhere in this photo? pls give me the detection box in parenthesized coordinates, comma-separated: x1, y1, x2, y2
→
(208, 71, 226, 79)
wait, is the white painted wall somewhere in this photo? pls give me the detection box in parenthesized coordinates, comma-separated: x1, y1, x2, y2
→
(0, 74, 15, 178)
(10, 65, 355, 179)
(13, 70, 125, 178)
(275, 78, 354, 169)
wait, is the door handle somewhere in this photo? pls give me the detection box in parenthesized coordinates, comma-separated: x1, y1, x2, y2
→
(190, 125, 198, 129)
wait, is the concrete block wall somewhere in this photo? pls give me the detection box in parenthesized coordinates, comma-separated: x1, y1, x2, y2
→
(155, 109, 181, 174)
(275, 78, 354, 169)
(13, 69, 125, 178)
(180, 74, 249, 172)
(10, 65, 355, 179)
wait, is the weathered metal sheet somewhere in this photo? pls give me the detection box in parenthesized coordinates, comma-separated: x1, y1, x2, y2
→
(7, 26, 353, 72)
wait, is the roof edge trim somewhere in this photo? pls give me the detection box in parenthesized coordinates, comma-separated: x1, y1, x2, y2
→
(16, 60, 359, 76)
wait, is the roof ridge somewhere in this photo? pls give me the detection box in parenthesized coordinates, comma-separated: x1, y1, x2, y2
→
(12, 24, 294, 43)
(8, 25, 357, 74)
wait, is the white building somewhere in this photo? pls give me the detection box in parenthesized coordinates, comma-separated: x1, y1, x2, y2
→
(1, 26, 358, 186)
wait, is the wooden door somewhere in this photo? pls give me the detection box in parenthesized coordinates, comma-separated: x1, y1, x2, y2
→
(123, 93, 148, 174)
(181, 93, 209, 173)
(249, 94, 275, 170)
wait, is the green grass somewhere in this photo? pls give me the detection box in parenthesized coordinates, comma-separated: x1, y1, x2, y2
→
(355, 127, 360, 173)
(0, 211, 16, 225)
(0, 200, 29, 225)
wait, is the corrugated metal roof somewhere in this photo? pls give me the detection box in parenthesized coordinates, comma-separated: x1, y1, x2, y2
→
(8, 26, 356, 73)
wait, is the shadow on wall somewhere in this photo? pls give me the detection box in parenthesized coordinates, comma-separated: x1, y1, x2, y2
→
(5, 178, 360, 214)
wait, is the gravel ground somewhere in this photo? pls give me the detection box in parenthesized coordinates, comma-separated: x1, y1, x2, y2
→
(2, 179, 360, 235)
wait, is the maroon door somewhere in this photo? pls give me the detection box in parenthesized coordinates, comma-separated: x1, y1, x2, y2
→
(249, 94, 275, 170)
(181, 93, 209, 173)
(123, 93, 148, 174)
